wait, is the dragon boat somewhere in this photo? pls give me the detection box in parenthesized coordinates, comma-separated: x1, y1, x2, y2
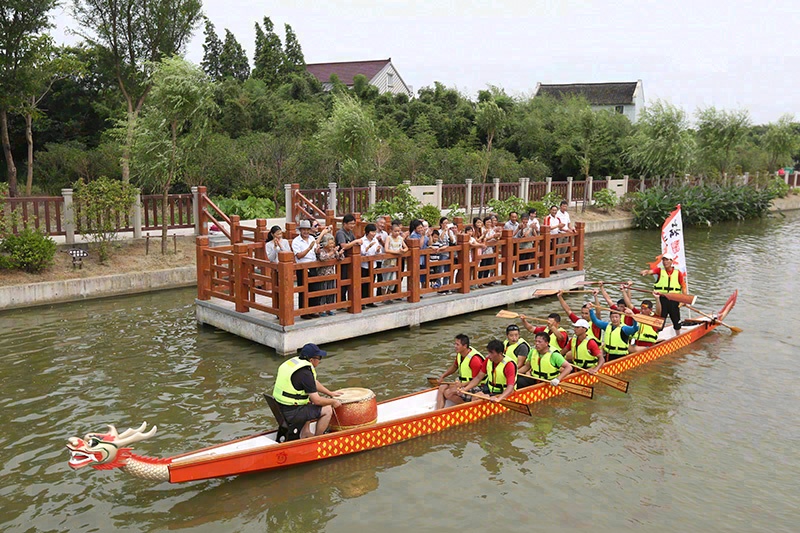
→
(66, 291, 737, 484)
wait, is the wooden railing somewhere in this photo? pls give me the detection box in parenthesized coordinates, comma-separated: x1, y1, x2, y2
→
(441, 184, 467, 208)
(1, 196, 65, 235)
(196, 222, 585, 326)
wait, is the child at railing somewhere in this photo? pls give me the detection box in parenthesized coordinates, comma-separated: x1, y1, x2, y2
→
(317, 234, 343, 316)
(382, 222, 408, 295)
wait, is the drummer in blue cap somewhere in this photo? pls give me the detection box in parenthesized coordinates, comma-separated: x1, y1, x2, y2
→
(272, 343, 343, 439)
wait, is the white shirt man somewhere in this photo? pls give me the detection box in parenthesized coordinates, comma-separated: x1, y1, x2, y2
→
(292, 222, 318, 263)
(545, 206, 563, 235)
(556, 203, 574, 232)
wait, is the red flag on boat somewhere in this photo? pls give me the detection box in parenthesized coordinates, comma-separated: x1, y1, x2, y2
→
(648, 205, 687, 281)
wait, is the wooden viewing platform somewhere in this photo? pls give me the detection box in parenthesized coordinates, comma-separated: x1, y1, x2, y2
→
(193, 186, 586, 354)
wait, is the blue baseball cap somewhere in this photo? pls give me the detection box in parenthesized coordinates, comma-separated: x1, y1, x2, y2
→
(300, 343, 327, 359)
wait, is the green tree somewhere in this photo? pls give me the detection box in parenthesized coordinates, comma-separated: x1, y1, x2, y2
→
(316, 93, 377, 187)
(281, 23, 305, 76)
(72, 0, 204, 183)
(695, 106, 751, 180)
(220, 29, 250, 82)
(624, 100, 694, 179)
(20, 41, 85, 195)
(762, 114, 798, 172)
(475, 100, 506, 213)
(252, 17, 285, 87)
(0, 0, 59, 197)
(131, 56, 216, 253)
(73, 176, 137, 262)
(201, 18, 223, 80)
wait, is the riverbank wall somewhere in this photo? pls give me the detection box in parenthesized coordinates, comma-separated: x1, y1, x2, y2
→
(2, 195, 798, 312)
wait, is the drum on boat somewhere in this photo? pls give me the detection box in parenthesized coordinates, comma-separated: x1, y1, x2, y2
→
(330, 387, 377, 431)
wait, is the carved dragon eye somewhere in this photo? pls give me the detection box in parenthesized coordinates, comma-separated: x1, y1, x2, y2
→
(87, 437, 100, 447)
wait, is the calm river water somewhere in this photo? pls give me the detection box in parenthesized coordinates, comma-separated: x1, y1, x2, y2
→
(1, 212, 798, 532)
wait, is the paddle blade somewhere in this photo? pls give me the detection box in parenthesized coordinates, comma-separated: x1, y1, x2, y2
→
(500, 399, 532, 416)
(725, 323, 743, 333)
(664, 292, 697, 306)
(496, 310, 520, 319)
(559, 382, 594, 399)
(593, 372, 629, 393)
(533, 289, 560, 297)
(631, 313, 665, 329)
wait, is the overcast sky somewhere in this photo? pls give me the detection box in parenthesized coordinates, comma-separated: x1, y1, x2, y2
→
(52, 0, 798, 124)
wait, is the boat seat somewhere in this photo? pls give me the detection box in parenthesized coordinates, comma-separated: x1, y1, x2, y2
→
(263, 393, 319, 442)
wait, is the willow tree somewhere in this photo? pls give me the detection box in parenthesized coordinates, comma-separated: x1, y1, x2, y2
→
(316, 93, 377, 189)
(72, 0, 203, 183)
(624, 100, 694, 179)
(695, 106, 751, 180)
(131, 57, 216, 254)
(762, 114, 798, 172)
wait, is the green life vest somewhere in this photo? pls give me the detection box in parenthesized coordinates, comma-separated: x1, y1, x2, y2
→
(570, 336, 598, 369)
(548, 327, 568, 352)
(503, 338, 531, 365)
(654, 268, 682, 294)
(273, 357, 317, 406)
(457, 347, 486, 383)
(487, 355, 517, 394)
(603, 324, 629, 357)
(531, 350, 562, 380)
(634, 319, 659, 344)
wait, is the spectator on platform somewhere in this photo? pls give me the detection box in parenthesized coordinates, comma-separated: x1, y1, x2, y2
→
(336, 214, 363, 302)
(360, 224, 382, 306)
(503, 211, 520, 234)
(557, 200, 575, 232)
(409, 219, 430, 287)
(292, 220, 320, 318)
(265, 225, 291, 263)
(517, 214, 535, 276)
(317, 234, 343, 316)
(438, 217, 457, 287)
(382, 222, 408, 295)
(429, 229, 446, 289)
(480, 216, 498, 281)
(528, 208, 540, 236)
(374, 216, 389, 288)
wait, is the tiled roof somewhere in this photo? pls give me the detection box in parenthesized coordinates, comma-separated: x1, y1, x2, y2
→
(306, 59, 391, 86)
(536, 82, 639, 105)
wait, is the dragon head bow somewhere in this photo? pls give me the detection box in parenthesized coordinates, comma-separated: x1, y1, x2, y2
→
(66, 422, 157, 470)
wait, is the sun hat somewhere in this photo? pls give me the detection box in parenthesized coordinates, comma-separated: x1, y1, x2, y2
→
(298, 220, 312, 229)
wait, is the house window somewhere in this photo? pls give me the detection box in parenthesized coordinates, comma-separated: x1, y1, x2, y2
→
(387, 72, 394, 89)
(615, 105, 624, 114)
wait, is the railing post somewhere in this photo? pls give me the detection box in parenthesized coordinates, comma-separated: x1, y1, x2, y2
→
(520, 177, 529, 202)
(195, 236, 210, 300)
(328, 182, 338, 214)
(622, 175, 629, 196)
(197, 186, 208, 235)
(277, 250, 295, 326)
(233, 243, 249, 313)
(743, 172, 749, 186)
(435, 179, 443, 209)
(606, 176, 612, 191)
(541, 224, 551, 278)
(546, 177, 552, 195)
(502, 228, 514, 286)
(493, 178, 500, 201)
(566, 177, 573, 205)
(407, 237, 421, 303)
(640, 176, 646, 192)
(132, 189, 142, 239)
(575, 221, 585, 271)
(284, 183, 293, 222)
(62, 188, 75, 245)
(457, 232, 470, 294)
(191, 186, 200, 235)
(255, 219, 267, 260)
(368, 180, 377, 207)
(230, 215, 241, 244)
(349, 244, 363, 313)
(465, 179, 473, 217)
(586, 177, 593, 204)
(325, 209, 335, 231)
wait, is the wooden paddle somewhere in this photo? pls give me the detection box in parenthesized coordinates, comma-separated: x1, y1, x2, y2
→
(459, 391, 532, 416)
(518, 373, 594, 399)
(570, 366, 629, 393)
(626, 286, 697, 306)
(426, 377, 532, 416)
(596, 306, 665, 329)
(533, 289, 596, 297)
(495, 310, 548, 323)
(682, 304, 743, 333)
